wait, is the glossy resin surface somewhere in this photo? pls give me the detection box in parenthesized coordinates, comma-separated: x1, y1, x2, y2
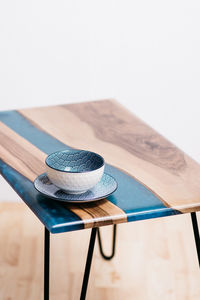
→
(1, 100, 200, 233)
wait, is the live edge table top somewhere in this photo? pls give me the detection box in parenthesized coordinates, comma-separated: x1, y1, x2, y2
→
(0, 100, 200, 234)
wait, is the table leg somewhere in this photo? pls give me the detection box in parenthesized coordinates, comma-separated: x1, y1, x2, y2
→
(80, 228, 97, 300)
(44, 227, 50, 300)
(97, 224, 117, 260)
(191, 212, 200, 266)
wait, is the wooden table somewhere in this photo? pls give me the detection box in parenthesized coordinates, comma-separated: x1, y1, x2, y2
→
(0, 99, 200, 299)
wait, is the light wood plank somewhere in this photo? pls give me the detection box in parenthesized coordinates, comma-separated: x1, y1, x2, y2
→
(19, 100, 200, 212)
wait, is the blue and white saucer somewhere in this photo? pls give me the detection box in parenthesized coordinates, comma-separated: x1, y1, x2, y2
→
(34, 173, 118, 203)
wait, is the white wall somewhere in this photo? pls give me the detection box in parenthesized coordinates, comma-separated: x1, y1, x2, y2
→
(0, 0, 200, 201)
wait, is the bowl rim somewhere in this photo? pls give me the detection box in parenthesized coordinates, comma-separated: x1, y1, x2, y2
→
(45, 149, 105, 173)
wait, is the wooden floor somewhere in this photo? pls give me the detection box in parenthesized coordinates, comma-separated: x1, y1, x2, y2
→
(0, 202, 200, 300)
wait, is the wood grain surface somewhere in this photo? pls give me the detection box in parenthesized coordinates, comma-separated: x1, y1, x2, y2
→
(19, 100, 200, 213)
(0, 118, 126, 229)
(0, 121, 46, 181)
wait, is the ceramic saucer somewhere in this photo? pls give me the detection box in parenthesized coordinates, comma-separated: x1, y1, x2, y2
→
(34, 173, 118, 203)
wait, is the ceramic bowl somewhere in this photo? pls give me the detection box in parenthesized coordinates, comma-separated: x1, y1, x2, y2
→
(45, 149, 105, 194)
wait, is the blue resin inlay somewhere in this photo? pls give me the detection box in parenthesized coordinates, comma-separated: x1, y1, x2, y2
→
(46, 149, 104, 173)
(105, 165, 179, 222)
(0, 159, 83, 233)
(0, 110, 67, 154)
(0, 110, 181, 232)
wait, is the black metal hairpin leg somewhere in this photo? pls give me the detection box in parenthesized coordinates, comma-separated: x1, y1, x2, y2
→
(191, 212, 200, 266)
(97, 224, 117, 260)
(80, 228, 97, 300)
(44, 227, 50, 300)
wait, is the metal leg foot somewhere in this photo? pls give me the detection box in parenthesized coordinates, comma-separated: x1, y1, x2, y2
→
(80, 228, 97, 300)
(97, 224, 117, 260)
(191, 212, 200, 266)
(44, 227, 50, 300)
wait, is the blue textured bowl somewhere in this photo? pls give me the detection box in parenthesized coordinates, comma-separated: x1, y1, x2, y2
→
(45, 149, 105, 194)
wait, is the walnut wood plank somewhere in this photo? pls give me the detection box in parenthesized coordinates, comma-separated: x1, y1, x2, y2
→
(0, 121, 46, 181)
(19, 100, 200, 213)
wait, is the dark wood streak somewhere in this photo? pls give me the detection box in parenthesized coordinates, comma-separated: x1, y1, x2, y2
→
(64, 199, 115, 227)
(63, 100, 186, 175)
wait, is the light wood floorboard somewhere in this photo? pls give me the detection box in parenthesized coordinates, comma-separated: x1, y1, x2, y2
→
(0, 202, 200, 300)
